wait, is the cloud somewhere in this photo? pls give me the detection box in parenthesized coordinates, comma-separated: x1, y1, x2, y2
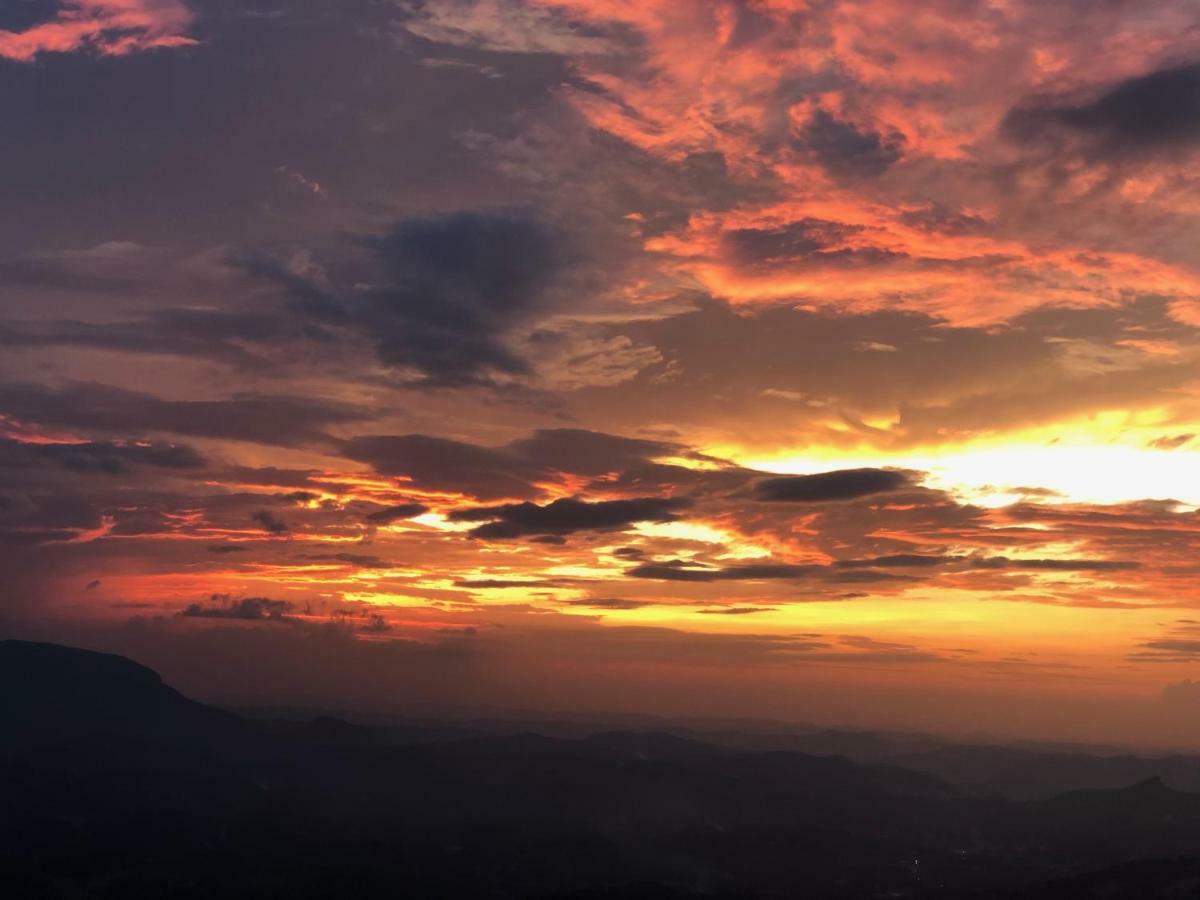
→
(0, 382, 365, 447)
(625, 549, 1139, 587)
(1130, 621, 1200, 663)
(356, 211, 567, 385)
(826, 570, 922, 584)
(1005, 63, 1200, 157)
(1137, 640, 1200, 661)
(180, 595, 294, 622)
(836, 554, 947, 569)
(7, 0, 1200, 747)
(721, 218, 868, 267)
(898, 205, 990, 236)
(449, 496, 690, 539)
(301, 553, 392, 569)
(343, 428, 681, 501)
(1150, 434, 1194, 451)
(0, 212, 570, 392)
(505, 429, 680, 476)
(627, 561, 819, 582)
(244, 210, 570, 387)
(0, 437, 203, 474)
(563, 598, 655, 610)
(399, 0, 619, 56)
(342, 434, 551, 501)
(365, 503, 430, 524)
(0, 0, 197, 62)
(797, 109, 904, 179)
(456, 578, 557, 589)
(973, 557, 1140, 572)
(831, 554, 1140, 573)
(0, 308, 313, 371)
(698, 606, 776, 615)
(753, 469, 912, 502)
(252, 511, 289, 535)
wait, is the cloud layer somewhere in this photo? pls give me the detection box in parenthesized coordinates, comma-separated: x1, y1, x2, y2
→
(4, 0, 1200, 747)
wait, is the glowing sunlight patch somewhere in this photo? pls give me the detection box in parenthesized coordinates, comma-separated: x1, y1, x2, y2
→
(746, 441, 1200, 508)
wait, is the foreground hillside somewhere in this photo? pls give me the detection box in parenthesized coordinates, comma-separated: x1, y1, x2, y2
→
(4, 639, 1200, 899)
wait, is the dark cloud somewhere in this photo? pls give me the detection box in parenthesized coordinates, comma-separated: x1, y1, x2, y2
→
(627, 561, 819, 582)
(302, 553, 392, 569)
(1004, 63, 1200, 156)
(826, 570, 922, 584)
(506, 429, 679, 476)
(897, 204, 990, 235)
(827, 554, 1138, 574)
(0, 494, 100, 537)
(0, 438, 203, 474)
(455, 578, 557, 589)
(220, 466, 327, 490)
(364, 503, 429, 523)
(0, 382, 364, 447)
(360, 613, 392, 634)
(753, 468, 911, 502)
(563, 597, 656, 610)
(243, 211, 570, 386)
(252, 511, 289, 535)
(180, 596, 294, 622)
(0, 309, 314, 371)
(356, 211, 566, 385)
(1126, 621, 1200, 663)
(207, 545, 248, 554)
(278, 491, 319, 504)
(973, 557, 1139, 572)
(698, 606, 776, 615)
(836, 554, 947, 568)
(450, 496, 690, 539)
(798, 110, 903, 178)
(108, 509, 175, 536)
(342, 434, 550, 501)
(343, 429, 678, 501)
(721, 218, 866, 266)
(1134, 640, 1200, 662)
(587, 460, 753, 498)
(0, 529, 79, 547)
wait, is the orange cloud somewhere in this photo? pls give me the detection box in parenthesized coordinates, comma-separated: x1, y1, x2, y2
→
(457, 0, 1200, 323)
(0, 0, 197, 62)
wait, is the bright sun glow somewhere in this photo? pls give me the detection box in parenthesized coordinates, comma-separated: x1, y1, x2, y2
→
(744, 440, 1200, 508)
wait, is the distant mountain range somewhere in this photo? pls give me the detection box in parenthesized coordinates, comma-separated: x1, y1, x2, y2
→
(4, 638, 1200, 899)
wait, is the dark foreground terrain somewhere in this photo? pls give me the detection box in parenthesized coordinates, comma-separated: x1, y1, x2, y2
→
(4, 639, 1200, 899)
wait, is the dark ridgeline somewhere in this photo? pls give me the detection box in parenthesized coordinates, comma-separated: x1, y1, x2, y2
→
(4, 640, 1200, 899)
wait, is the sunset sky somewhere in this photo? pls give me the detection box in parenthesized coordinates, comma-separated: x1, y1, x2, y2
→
(4, 0, 1200, 747)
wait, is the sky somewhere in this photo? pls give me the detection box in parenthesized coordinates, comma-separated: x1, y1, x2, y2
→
(3, 0, 1200, 748)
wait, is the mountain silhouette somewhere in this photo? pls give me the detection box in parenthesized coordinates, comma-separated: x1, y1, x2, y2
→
(4, 640, 1200, 899)
(0, 639, 238, 756)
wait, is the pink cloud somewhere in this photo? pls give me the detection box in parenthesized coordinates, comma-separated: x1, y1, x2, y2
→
(0, 0, 197, 62)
